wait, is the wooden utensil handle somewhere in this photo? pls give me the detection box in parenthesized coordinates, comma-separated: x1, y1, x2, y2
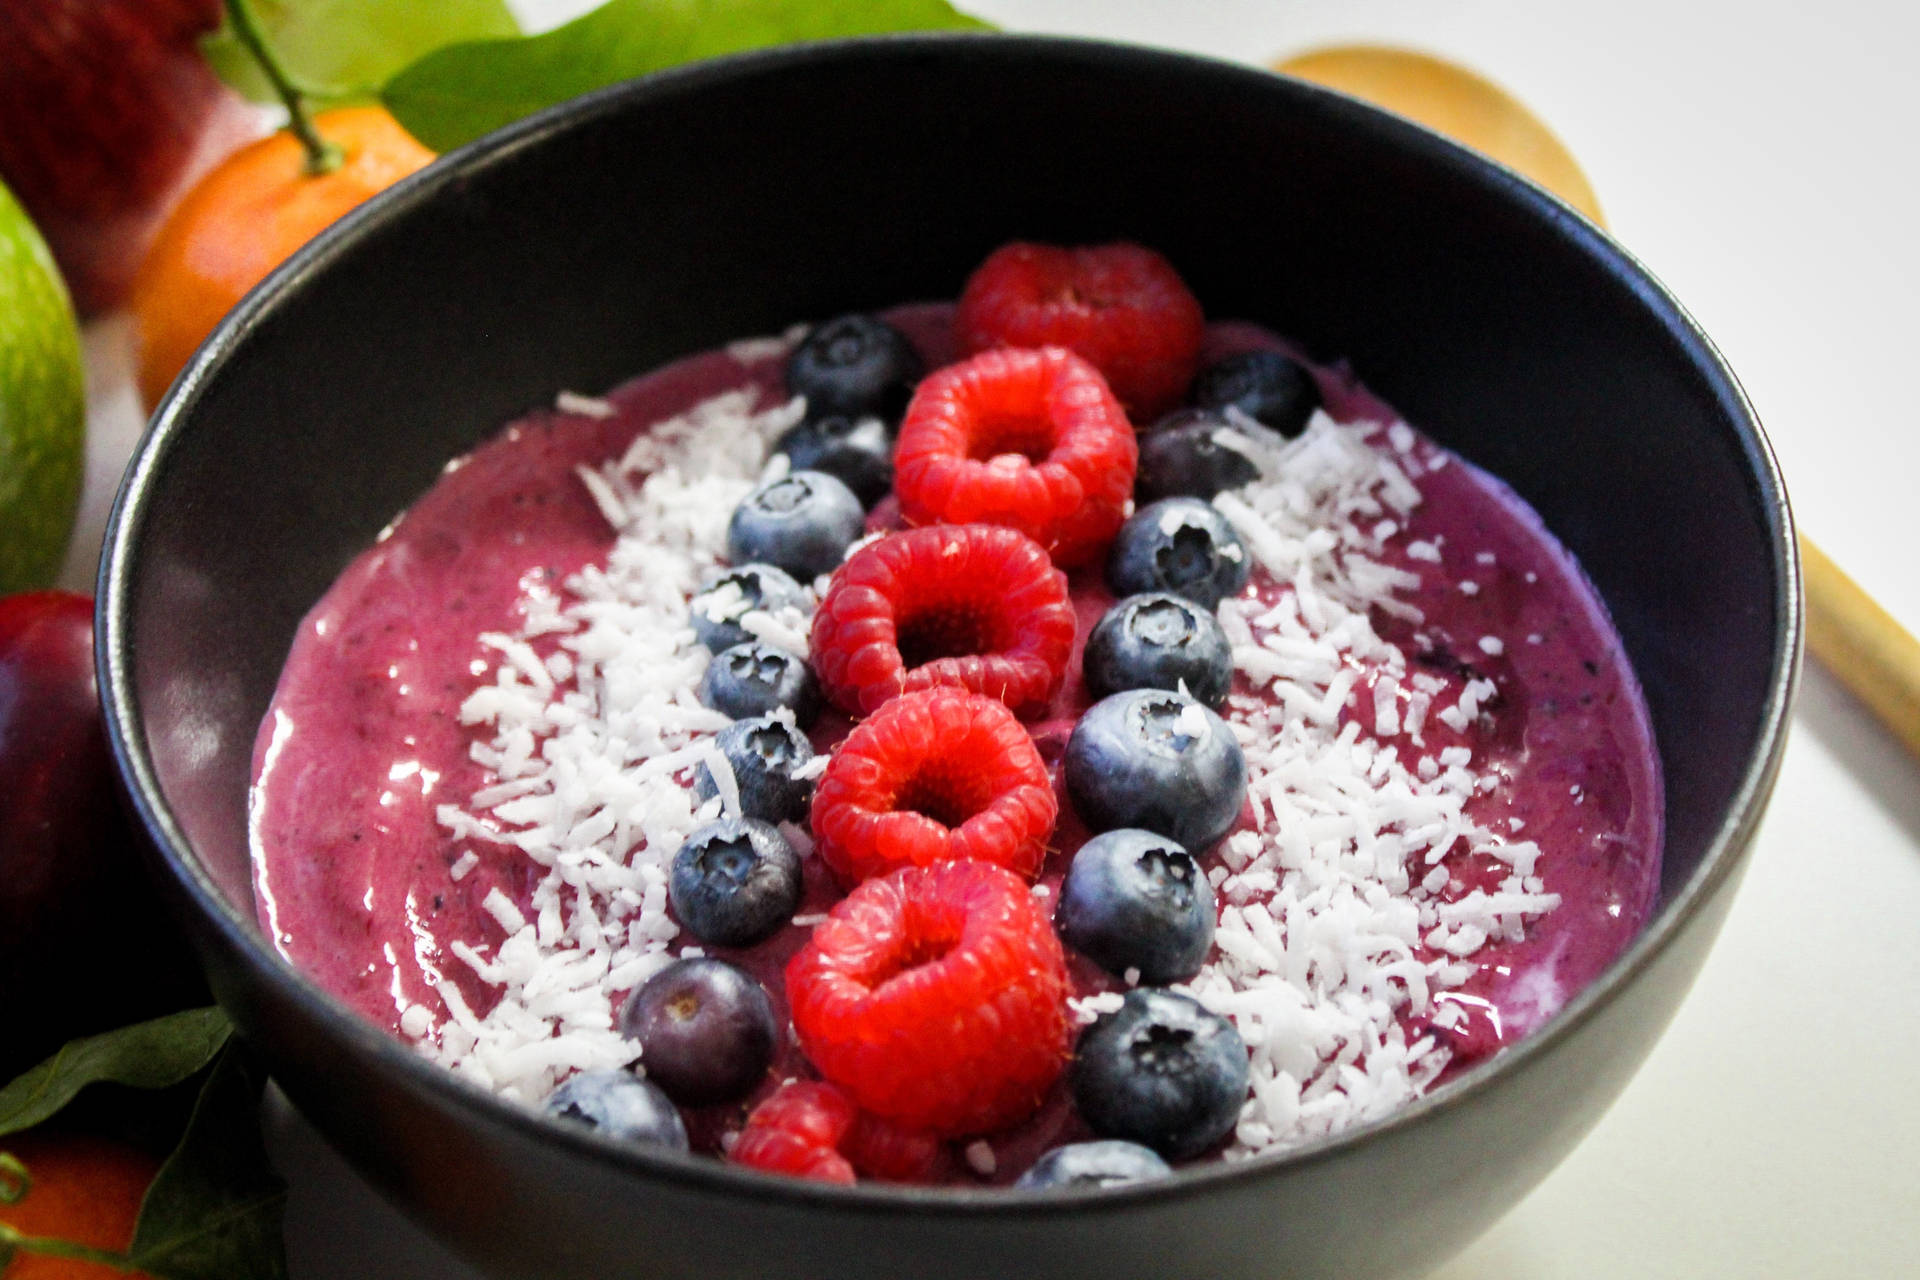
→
(1801, 535, 1920, 756)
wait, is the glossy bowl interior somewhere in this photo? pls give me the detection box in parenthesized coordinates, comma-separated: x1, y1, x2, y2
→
(99, 35, 1797, 1280)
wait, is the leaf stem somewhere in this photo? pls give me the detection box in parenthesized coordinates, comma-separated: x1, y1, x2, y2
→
(0, 1223, 142, 1273)
(222, 0, 345, 175)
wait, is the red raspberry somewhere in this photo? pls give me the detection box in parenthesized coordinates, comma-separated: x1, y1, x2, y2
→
(810, 687, 1057, 884)
(810, 524, 1075, 718)
(892, 348, 1137, 567)
(787, 861, 1071, 1136)
(955, 241, 1205, 418)
(730, 1080, 942, 1185)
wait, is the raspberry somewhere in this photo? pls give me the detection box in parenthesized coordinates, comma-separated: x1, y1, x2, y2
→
(955, 242, 1205, 418)
(810, 524, 1075, 718)
(892, 348, 1137, 567)
(786, 861, 1071, 1136)
(810, 687, 1057, 884)
(729, 1080, 942, 1185)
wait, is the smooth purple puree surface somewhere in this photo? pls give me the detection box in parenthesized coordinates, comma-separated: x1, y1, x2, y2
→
(249, 303, 1661, 1182)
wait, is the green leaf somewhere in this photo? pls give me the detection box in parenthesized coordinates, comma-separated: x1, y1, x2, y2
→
(124, 1042, 287, 1280)
(0, 1008, 231, 1138)
(383, 0, 994, 151)
(203, 0, 521, 104)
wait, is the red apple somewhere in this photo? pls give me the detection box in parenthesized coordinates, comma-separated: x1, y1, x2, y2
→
(0, 591, 206, 1077)
(0, 0, 259, 316)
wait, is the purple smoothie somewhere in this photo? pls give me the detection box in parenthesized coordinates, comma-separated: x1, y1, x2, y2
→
(249, 304, 1660, 1184)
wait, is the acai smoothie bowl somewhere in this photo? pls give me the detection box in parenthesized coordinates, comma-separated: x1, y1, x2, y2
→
(99, 35, 1796, 1280)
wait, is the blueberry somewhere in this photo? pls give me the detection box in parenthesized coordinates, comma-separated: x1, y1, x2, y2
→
(1135, 409, 1261, 503)
(698, 642, 821, 727)
(688, 563, 806, 654)
(1083, 593, 1233, 710)
(1057, 829, 1215, 984)
(1106, 498, 1251, 610)
(544, 1069, 688, 1151)
(1064, 689, 1247, 851)
(694, 715, 816, 823)
(775, 414, 894, 508)
(668, 818, 801, 947)
(620, 958, 776, 1106)
(1013, 1140, 1173, 1190)
(1071, 988, 1248, 1159)
(785, 314, 925, 423)
(726, 470, 865, 582)
(1190, 349, 1321, 438)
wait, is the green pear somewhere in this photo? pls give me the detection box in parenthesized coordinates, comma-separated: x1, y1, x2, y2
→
(0, 176, 85, 593)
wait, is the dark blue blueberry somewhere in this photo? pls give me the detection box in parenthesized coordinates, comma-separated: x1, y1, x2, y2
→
(784, 314, 925, 423)
(1191, 349, 1321, 438)
(726, 470, 865, 582)
(694, 715, 816, 823)
(688, 563, 806, 653)
(1083, 593, 1233, 710)
(620, 958, 776, 1106)
(668, 818, 801, 948)
(1070, 988, 1249, 1160)
(1106, 498, 1251, 610)
(1057, 829, 1215, 984)
(544, 1069, 688, 1151)
(1013, 1140, 1173, 1190)
(775, 414, 894, 508)
(1135, 409, 1261, 503)
(698, 642, 821, 727)
(1064, 689, 1247, 851)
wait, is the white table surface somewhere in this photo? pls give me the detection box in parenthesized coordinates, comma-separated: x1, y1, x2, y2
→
(56, 1, 1920, 1275)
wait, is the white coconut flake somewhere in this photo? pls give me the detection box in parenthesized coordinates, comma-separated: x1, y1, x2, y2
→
(556, 390, 617, 419)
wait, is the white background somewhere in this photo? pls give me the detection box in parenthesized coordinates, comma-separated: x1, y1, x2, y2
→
(59, 1, 1920, 1275)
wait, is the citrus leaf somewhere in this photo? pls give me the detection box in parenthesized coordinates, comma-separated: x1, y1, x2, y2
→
(203, 0, 521, 103)
(0, 1008, 231, 1137)
(124, 1042, 287, 1280)
(383, 0, 993, 152)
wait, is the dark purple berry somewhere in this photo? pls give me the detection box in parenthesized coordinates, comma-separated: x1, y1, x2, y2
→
(544, 1069, 688, 1151)
(621, 958, 777, 1106)
(727, 470, 865, 581)
(689, 563, 806, 654)
(1083, 592, 1232, 710)
(1064, 688, 1247, 851)
(1106, 498, 1251, 610)
(1071, 988, 1248, 1159)
(1191, 349, 1321, 438)
(1136, 408, 1260, 502)
(694, 714, 815, 823)
(1057, 828, 1214, 983)
(775, 414, 894, 507)
(785, 314, 924, 423)
(668, 818, 801, 947)
(1014, 1140, 1173, 1190)
(698, 642, 821, 727)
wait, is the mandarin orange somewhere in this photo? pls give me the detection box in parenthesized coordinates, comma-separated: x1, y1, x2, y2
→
(0, 1133, 159, 1279)
(130, 104, 433, 408)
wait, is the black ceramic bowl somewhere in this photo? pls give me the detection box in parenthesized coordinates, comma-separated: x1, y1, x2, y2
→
(99, 35, 1797, 1280)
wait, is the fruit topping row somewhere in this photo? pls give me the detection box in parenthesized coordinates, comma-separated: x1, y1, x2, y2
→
(528, 240, 1349, 1191)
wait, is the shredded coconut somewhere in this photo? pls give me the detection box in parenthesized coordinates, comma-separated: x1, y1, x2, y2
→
(410, 386, 807, 1101)
(1194, 412, 1558, 1156)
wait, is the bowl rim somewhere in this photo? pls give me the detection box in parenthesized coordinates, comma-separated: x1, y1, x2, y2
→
(97, 31, 1801, 1215)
